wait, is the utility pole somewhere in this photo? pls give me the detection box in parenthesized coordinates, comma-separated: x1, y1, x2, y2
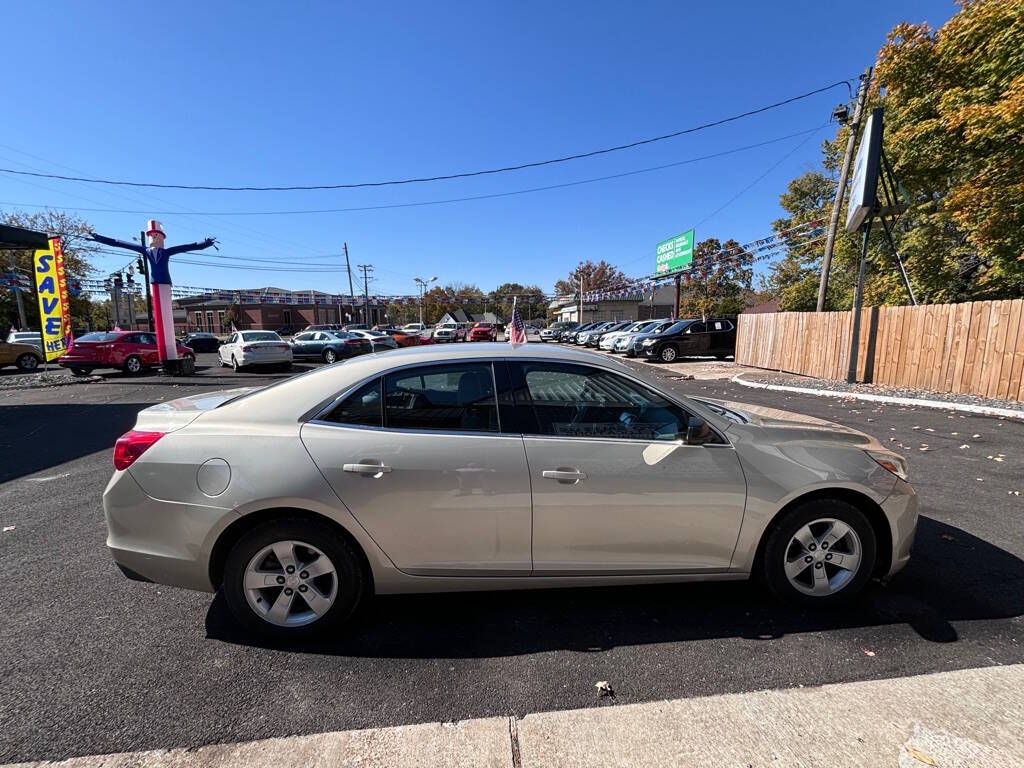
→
(817, 65, 873, 312)
(673, 274, 681, 320)
(139, 231, 153, 331)
(358, 264, 373, 325)
(343, 243, 356, 322)
(578, 276, 583, 323)
(9, 253, 27, 328)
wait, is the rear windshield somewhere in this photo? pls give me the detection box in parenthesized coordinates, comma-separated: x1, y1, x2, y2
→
(77, 332, 122, 342)
(241, 331, 280, 342)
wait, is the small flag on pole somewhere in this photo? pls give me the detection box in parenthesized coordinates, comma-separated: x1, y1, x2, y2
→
(507, 297, 527, 347)
(231, 322, 238, 333)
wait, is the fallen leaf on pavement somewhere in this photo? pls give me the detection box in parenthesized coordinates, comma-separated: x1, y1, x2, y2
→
(1010, 491, 1021, 497)
(861, 647, 876, 657)
(905, 745, 937, 766)
(959, 444, 970, 449)
(595, 681, 614, 697)
(2, 525, 14, 532)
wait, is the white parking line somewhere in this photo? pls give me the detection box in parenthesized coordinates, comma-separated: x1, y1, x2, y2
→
(9, 664, 1024, 767)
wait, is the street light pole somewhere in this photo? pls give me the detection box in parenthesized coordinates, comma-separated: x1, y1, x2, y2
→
(414, 276, 437, 325)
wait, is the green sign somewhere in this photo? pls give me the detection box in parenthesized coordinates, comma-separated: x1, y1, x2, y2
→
(655, 229, 694, 275)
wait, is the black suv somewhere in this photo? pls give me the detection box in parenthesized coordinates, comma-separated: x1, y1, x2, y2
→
(640, 318, 736, 363)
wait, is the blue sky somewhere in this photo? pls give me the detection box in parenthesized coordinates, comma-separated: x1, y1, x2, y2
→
(2, 0, 956, 297)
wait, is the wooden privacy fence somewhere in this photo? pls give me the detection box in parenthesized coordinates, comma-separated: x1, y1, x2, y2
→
(735, 299, 1024, 402)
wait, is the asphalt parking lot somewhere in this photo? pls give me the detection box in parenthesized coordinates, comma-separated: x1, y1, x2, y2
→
(2, 349, 1023, 763)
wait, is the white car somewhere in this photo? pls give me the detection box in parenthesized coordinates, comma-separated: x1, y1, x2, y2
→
(6, 331, 43, 351)
(599, 321, 649, 351)
(402, 323, 427, 334)
(218, 330, 293, 371)
(524, 325, 543, 342)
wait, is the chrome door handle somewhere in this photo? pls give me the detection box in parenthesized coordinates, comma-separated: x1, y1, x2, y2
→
(542, 469, 587, 483)
(343, 463, 392, 474)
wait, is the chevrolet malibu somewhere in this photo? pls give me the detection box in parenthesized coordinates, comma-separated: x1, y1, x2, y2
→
(104, 344, 917, 639)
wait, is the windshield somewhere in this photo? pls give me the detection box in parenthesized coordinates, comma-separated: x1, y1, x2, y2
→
(329, 331, 356, 339)
(240, 331, 281, 342)
(77, 332, 122, 342)
(636, 322, 662, 333)
(664, 320, 696, 334)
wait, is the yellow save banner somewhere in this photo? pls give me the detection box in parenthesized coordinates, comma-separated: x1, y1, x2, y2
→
(33, 237, 72, 362)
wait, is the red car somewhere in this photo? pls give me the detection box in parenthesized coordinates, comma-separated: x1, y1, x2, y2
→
(58, 331, 195, 376)
(468, 322, 497, 341)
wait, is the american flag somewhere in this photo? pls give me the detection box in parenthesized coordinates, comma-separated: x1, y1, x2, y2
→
(507, 297, 527, 347)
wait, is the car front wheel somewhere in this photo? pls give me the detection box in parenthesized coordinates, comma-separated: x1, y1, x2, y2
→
(222, 518, 366, 639)
(16, 353, 40, 371)
(658, 346, 678, 363)
(761, 500, 877, 606)
(323, 348, 338, 364)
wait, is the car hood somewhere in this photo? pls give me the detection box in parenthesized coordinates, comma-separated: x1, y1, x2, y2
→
(134, 387, 260, 432)
(692, 396, 883, 450)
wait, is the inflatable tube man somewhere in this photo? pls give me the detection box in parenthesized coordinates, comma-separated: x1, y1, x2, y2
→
(92, 221, 216, 373)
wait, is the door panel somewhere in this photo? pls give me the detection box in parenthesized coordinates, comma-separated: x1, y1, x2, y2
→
(509, 359, 746, 574)
(302, 425, 532, 575)
(525, 437, 746, 573)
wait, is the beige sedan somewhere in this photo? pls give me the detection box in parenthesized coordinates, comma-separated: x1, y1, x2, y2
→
(103, 344, 917, 639)
(0, 339, 44, 371)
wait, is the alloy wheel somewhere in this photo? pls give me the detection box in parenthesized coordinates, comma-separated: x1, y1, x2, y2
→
(243, 540, 339, 627)
(324, 349, 337, 364)
(125, 356, 142, 374)
(783, 518, 862, 596)
(660, 346, 677, 363)
(17, 354, 39, 371)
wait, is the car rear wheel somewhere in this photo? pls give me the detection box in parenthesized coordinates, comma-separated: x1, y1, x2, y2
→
(222, 518, 366, 639)
(323, 348, 338, 364)
(70, 367, 90, 376)
(231, 355, 241, 371)
(761, 500, 877, 606)
(16, 353, 40, 371)
(659, 346, 678, 363)
(123, 355, 143, 375)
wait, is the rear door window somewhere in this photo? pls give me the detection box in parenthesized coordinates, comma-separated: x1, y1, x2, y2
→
(321, 378, 383, 427)
(384, 363, 498, 433)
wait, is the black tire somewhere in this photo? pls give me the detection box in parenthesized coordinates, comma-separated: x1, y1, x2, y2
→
(760, 499, 877, 607)
(16, 353, 40, 371)
(70, 367, 90, 376)
(222, 518, 366, 640)
(123, 355, 143, 375)
(279, 362, 292, 372)
(323, 348, 338, 364)
(658, 345, 678, 363)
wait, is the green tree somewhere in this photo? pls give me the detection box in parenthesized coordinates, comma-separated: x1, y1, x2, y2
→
(763, 0, 1024, 310)
(678, 238, 753, 318)
(554, 260, 628, 297)
(1, 209, 99, 331)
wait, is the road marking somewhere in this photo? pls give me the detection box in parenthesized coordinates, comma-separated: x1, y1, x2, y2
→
(7, 664, 1024, 767)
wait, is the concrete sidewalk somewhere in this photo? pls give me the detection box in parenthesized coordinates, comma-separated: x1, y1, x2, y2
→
(10, 664, 1024, 767)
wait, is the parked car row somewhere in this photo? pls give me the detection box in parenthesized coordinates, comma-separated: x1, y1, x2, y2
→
(547, 317, 737, 362)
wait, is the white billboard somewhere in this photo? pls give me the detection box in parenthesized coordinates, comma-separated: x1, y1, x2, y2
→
(845, 108, 884, 232)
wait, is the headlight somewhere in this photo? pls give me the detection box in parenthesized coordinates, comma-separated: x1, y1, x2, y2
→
(866, 450, 908, 481)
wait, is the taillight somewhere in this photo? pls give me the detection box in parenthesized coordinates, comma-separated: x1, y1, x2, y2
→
(345, 339, 361, 345)
(241, 345, 252, 351)
(113, 430, 164, 471)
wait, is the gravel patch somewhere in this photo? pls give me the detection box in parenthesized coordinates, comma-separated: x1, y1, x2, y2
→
(0, 372, 102, 391)
(741, 371, 1024, 413)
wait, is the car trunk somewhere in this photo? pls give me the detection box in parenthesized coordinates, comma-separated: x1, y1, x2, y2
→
(241, 340, 290, 357)
(133, 387, 260, 432)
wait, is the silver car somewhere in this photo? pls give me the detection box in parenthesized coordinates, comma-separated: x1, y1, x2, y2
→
(104, 343, 917, 639)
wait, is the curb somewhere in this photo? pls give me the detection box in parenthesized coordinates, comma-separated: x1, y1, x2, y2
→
(731, 372, 1024, 420)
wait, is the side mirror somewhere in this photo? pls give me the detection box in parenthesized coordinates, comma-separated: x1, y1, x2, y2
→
(685, 417, 712, 445)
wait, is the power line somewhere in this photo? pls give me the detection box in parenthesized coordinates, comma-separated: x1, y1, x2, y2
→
(0, 127, 824, 218)
(0, 81, 852, 192)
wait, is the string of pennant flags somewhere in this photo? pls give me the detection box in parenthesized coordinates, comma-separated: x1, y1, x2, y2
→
(5, 219, 823, 305)
(573, 220, 824, 303)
